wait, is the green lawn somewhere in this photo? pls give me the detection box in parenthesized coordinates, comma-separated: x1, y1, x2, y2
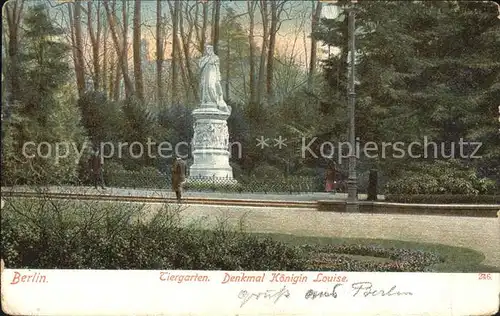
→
(256, 233, 500, 273)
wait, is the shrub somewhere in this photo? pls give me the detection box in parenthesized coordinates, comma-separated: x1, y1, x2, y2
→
(385, 194, 500, 204)
(1, 197, 444, 272)
(294, 167, 317, 177)
(184, 179, 243, 193)
(104, 163, 167, 189)
(240, 175, 317, 193)
(0, 198, 307, 270)
(252, 163, 284, 180)
(385, 160, 496, 195)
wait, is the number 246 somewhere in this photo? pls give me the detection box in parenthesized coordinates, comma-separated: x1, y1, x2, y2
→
(478, 273, 492, 280)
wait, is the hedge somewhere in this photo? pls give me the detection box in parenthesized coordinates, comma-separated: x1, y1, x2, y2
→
(304, 244, 443, 272)
(385, 194, 500, 204)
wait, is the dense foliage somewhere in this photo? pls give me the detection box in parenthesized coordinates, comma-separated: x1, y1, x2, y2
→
(384, 160, 497, 195)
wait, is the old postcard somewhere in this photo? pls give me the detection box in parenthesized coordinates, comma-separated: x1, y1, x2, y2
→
(1, 0, 499, 315)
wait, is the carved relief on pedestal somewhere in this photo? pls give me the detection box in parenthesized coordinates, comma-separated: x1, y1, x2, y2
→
(192, 121, 229, 149)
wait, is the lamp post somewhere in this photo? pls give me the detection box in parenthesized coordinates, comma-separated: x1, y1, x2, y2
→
(346, 8, 358, 212)
(323, 1, 358, 211)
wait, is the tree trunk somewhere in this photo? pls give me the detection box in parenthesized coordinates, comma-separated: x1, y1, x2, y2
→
(247, 0, 257, 105)
(176, 1, 189, 102)
(179, 1, 198, 101)
(239, 49, 247, 98)
(178, 49, 190, 102)
(102, 16, 109, 94)
(225, 40, 230, 100)
(96, 1, 102, 91)
(212, 0, 221, 54)
(103, 0, 134, 99)
(156, 0, 164, 104)
(266, 0, 278, 102)
(68, 3, 78, 91)
(169, 0, 180, 105)
(113, 63, 121, 101)
(74, 1, 86, 97)
(4, 0, 24, 103)
(133, 0, 144, 102)
(122, 0, 131, 98)
(308, 0, 322, 90)
(109, 53, 115, 100)
(257, 0, 269, 105)
(201, 1, 208, 49)
(87, 1, 101, 91)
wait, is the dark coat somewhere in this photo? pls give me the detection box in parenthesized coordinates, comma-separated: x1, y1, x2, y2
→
(89, 155, 103, 175)
(171, 158, 186, 190)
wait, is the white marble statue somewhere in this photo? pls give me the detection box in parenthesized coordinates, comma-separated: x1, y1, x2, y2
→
(199, 45, 231, 114)
(188, 44, 235, 182)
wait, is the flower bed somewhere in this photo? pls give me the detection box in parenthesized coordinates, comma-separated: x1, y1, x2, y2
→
(303, 244, 443, 272)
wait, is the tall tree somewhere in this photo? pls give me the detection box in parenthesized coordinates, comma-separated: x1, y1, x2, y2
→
(266, 0, 289, 102)
(73, 1, 86, 97)
(103, 0, 134, 99)
(257, 0, 270, 104)
(3, 0, 25, 104)
(179, 1, 198, 101)
(133, 0, 144, 101)
(87, 1, 102, 91)
(168, 0, 180, 104)
(2, 4, 85, 185)
(212, 0, 221, 54)
(102, 13, 109, 94)
(308, 0, 322, 90)
(247, 0, 257, 105)
(121, 0, 130, 98)
(156, 0, 164, 103)
(201, 0, 209, 49)
(219, 7, 249, 101)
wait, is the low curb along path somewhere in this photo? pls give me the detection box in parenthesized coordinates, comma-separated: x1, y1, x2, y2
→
(0, 185, 382, 202)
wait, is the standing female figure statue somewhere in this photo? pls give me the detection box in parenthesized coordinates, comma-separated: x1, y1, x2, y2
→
(199, 45, 231, 113)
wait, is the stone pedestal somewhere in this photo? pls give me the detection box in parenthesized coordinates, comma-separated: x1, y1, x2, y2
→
(188, 107, 236, 184)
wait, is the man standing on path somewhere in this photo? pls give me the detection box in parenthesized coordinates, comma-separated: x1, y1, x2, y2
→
(171, 155, 187, 203)
(89, 149, 106, 190)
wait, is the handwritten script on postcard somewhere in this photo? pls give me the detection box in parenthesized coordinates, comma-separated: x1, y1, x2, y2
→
(1, 270, 499, 315)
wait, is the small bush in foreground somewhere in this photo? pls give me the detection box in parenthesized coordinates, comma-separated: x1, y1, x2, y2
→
(0, 198, 307, 270)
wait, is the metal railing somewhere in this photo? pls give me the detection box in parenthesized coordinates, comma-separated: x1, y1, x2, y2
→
(101, 170, 333, 193)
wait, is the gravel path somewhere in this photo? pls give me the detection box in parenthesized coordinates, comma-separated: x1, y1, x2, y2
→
(149, 203, 500, 268)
